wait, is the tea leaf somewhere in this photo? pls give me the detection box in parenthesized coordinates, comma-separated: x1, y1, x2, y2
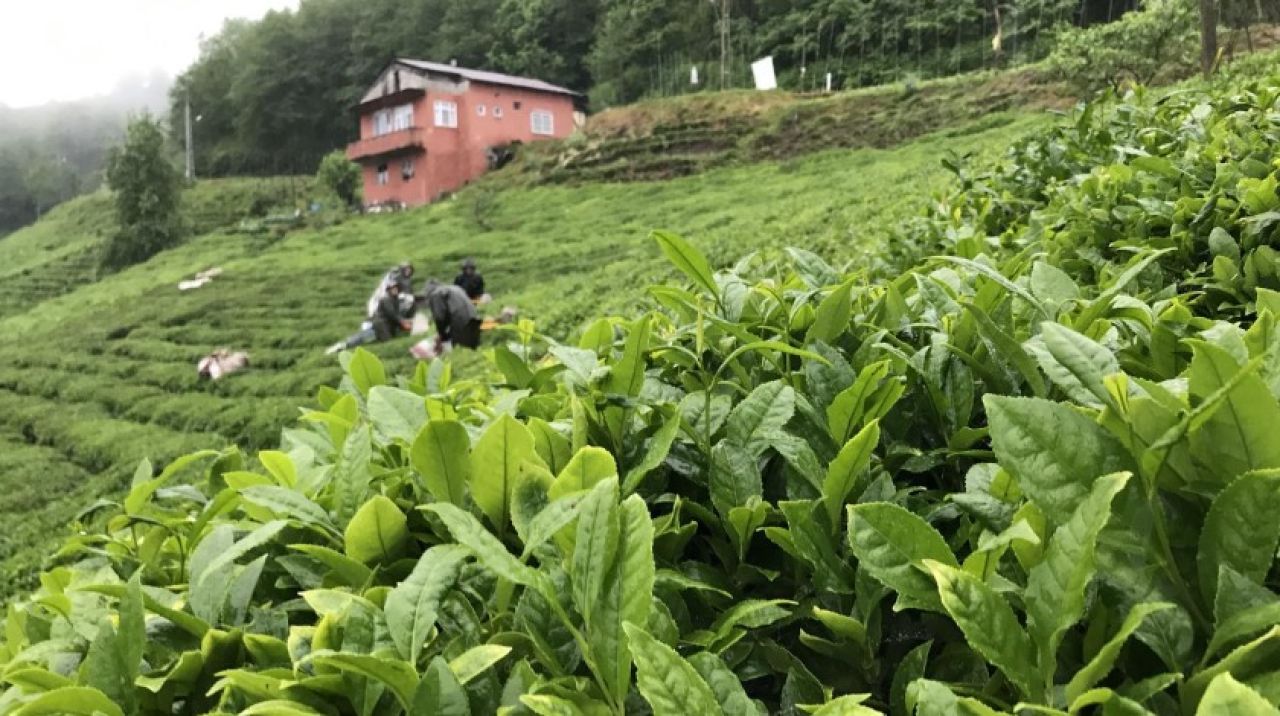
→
(385, 545, 469, 664)
(625, 623, 722, 716)
(411, 420, 471, 507)
(848, 502, 958, 612)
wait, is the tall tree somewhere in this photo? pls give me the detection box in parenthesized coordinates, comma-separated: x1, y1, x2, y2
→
(101, 116, 183, 270)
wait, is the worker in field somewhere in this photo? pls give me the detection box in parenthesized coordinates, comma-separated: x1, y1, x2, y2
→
(420, 279, 482, 351)
(367, 261, 417, 318)
(454, 258, 491, 304)
(328, 280, 414, 354)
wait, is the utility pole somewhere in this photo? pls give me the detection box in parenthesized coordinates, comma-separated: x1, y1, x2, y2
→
(185, 95, 195, 181)
(718, 0, 731, 90)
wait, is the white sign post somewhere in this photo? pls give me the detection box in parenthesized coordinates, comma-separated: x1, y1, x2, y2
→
(751, 56, 777, 91)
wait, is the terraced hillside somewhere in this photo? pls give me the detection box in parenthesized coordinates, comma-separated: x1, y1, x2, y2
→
(0, 112, 1050, 597)
(512, 68, 1072, 184)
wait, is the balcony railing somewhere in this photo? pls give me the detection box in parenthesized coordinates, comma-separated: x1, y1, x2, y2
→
(346, 127, 425, 161)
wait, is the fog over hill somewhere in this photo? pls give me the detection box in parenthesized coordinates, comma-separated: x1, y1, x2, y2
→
(0, 70, 171, 236)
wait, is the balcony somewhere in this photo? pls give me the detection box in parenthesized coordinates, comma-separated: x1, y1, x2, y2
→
(346, 127, 426, 161)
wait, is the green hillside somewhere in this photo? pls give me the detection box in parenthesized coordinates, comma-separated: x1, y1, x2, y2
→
(0, 111, 1046, 596)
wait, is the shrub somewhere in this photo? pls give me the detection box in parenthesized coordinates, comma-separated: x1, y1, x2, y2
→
(316, 150, 362, 208)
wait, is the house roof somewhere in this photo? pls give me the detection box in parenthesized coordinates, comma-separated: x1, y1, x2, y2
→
(396, 59, 582, 98)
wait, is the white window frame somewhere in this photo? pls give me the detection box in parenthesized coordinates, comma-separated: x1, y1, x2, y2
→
(372, 109, 392, 137)
(493, 105, 504, 118)
(401, 158, 415, 180)
(392, 104, 414, 131)
(476, 104, 486, 117)
(531, 109, 554, 136)
(376, 164, 389, 186)
(433, 100, 458, 128)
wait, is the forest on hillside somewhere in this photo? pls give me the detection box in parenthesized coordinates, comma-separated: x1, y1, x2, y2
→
(174, 0, 1275, 178)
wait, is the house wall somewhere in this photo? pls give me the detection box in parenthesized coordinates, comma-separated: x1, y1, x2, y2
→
(352, 78, 578, 207)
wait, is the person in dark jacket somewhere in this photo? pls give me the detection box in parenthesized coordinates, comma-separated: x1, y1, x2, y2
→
(454, 258, 487, 301)
(329, 282, 413, 353)
(421, 279, 482, 349)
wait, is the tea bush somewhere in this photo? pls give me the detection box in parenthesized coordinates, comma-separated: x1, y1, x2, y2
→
(3, 68, 1280, 714)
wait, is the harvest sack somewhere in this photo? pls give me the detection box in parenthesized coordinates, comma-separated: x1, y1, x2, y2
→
(197, 350, 249, 380)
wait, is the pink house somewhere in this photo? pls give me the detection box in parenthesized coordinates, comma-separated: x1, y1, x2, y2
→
(346, 59, 584, 208)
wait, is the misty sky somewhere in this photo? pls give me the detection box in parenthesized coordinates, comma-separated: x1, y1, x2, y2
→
(0, 0, 299, 108)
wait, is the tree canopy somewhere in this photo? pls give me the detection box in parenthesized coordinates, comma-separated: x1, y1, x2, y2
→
(175, 0, 1216, 178)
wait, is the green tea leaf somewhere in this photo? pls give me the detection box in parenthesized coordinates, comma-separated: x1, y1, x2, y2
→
(343, 495, 408, 565)
(366, 385, 426, 444)
(11, 686, 125, 716)
(346, 347, 386, 396)
(528, 417, 573, 475)
(411, 420, 471, 507)
(1197, 673, 1280, 716)
(1208, 602, 1280, 662)
(1035, 322, 1119, 408)
(688, 652, 757, 715)
(726, 380, 795, 454)
(423, 503, 544, 589)
(709, 440, 763, 518)
(385, 545, 469, 664)
(1024, 472, 1128, 691)
(288, 544, 373, 588)
(331, 424, 372, 527)
(782, 500, 855, 593)
(924, 560, 1038, 699)
(413, 656, 470, 715)
(891, 641, 931, 716)
(550, 446, 618, 500)
(653, 230, 719, 300)
(808, 281, 854, 344)
(1064, 602, 1174, 705)
(848, 502, 958, 612)
(985, 395, 1131, 519)
(822, 419, 880, 526)
(572, 478, 620, 622)
(520, 492, 586, 559)
(1198, 470, 1280, 606)
(448, 644, 512, 684)
(621, 405, 680, 494)
(311, 651, 419, 711)
(1187, 341, 1280, 485)
(625, 623, 722, 716)
(470, 413, 538, 532)
(240, 485, 338, 535)
(593, 494, 656, 704)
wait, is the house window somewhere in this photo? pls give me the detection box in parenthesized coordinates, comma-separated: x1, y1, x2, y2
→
(513, 101, 522, 110)
(376, 164, 389, 185)
(434, 100, 458, 128)
(392, 104, 414, 131)
(531, 110, 554, 135)
(493, 106, 504, 118)
(476, 104, 486, 116)
(372, 110, 392, 137)
(401, 158, 415, 180)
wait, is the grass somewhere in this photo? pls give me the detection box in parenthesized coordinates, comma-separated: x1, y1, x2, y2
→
(0, 111, 1053, 598)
